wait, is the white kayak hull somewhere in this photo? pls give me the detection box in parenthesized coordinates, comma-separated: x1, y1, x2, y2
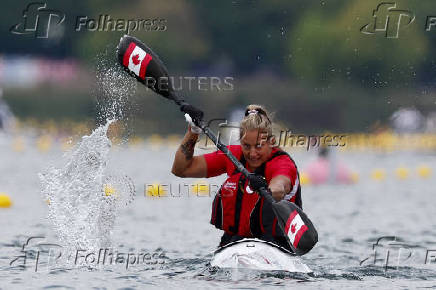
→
(210, 238, 312, 273)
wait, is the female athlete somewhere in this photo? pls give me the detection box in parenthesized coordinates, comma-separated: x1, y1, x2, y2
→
(172, 104, 302, 251)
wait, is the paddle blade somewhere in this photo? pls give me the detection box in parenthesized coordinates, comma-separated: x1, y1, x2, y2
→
(272, 201, 318, 255)
(117, 35, 174, 99)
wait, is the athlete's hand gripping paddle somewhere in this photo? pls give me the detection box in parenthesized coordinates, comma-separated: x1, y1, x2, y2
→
(185, 114, 202, 134)
(248, 174, 318, 255)
(117, 35, 318, 255)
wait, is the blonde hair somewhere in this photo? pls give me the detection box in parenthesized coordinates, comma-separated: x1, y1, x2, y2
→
(240, 104, 273, 139)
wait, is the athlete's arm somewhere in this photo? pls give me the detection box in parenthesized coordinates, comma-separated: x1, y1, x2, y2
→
(171, 127, 207, 178)
(268, 175, 291, 201)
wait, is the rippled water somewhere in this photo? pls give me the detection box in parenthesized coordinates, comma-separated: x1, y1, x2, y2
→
(1, 139, 436, 288)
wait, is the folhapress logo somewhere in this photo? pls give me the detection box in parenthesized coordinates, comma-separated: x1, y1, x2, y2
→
(10, 2, 65, 38)
(361, 2, 415, 38)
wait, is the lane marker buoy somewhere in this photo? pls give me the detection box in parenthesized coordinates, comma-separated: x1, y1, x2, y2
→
(104, 184, 117, 197)
(12, 137, 25, 152)
(299, 172, 311, 185)
(395, 167, 409, 180)
(351, 172, 359, 183)
(0, 193, 12, 208)
(36, 135, 52, 153)
(417, 165, 432, 179)
(371, 169, 386, 181)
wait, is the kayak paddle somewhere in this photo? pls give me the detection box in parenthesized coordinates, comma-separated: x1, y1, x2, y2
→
(116, 35, 318, 255)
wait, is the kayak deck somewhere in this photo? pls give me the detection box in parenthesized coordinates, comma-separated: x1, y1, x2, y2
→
(210, 238, 312, 273)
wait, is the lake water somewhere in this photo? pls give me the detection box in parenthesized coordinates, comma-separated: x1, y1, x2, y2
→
(1, 131, 436, 289)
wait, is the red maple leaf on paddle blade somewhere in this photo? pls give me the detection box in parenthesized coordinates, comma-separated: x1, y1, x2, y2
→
(132, 54, 140, 65)
(291, 223, 296, 234)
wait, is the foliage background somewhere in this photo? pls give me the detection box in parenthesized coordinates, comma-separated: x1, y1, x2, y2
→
(1, 0, 436, 135)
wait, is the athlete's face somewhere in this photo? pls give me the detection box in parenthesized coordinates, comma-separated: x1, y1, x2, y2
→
(240, 129, 274, 170)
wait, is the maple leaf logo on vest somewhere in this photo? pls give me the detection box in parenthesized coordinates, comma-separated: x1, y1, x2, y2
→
(245, 184, 254, 194)
(285, 210, 308, 247)
(122, 42, 153, 80)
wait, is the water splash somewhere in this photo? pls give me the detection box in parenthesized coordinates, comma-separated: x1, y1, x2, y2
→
(39, 121, 135, 253)
(38, 48, 137, 268)
(95, 51, 137, 123)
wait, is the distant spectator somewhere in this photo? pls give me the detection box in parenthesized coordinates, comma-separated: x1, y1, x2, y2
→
(425, 112, 436, 133)
(390, 107, 424, 133)
(304, 146, 355, 185)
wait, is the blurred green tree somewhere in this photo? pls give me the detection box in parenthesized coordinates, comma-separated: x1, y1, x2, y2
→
(289, 0, 429, 88)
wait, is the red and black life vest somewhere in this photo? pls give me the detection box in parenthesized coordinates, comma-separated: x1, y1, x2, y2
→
(210, 149, 302, 237)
